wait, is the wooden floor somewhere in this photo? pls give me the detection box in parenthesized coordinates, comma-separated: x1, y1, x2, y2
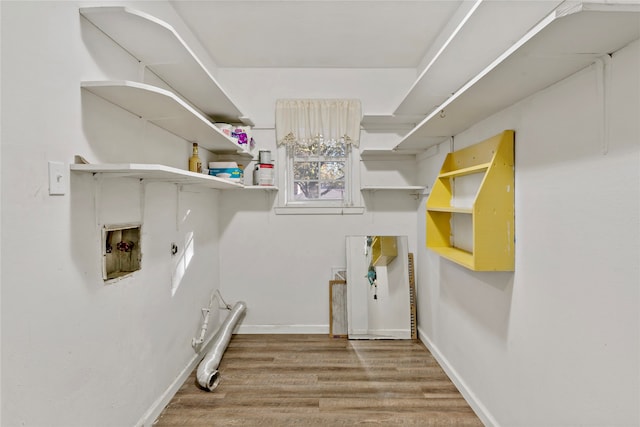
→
(154, 334, 483, 426)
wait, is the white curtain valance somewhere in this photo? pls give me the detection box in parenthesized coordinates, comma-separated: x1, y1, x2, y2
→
(275, 99, 362, 147)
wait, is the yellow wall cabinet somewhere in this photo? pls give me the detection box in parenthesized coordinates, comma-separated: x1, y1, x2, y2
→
(371, 236, 398, 267)
(426, 130, 514, 271)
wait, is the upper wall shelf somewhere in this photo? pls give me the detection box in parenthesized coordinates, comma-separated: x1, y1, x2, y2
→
(360, 115, 425, 131)
(359, 150, 418, 161)
(79, 6, 252, 125)
(393, 0, 562, 117)
(359, 150, 425, 193)
(394, 2, 640, 152)
(82, 80, 251, 160)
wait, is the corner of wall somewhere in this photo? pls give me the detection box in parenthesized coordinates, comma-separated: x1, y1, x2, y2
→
(417, 327, 499, 427)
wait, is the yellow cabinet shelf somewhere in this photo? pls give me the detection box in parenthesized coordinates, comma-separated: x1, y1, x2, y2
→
(437, 162, 491, 178)
(371, 236, 398, 267)
(426, 130, 514, 271)
(426, 206, 473, 214)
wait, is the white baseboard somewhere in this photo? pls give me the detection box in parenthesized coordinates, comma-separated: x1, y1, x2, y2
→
(237, 324, 329, 334)
(135, 351, 199, 427)
(417, 326, 498, 427)
(135, 324, 329, 425)
(135, 331, 219, 427)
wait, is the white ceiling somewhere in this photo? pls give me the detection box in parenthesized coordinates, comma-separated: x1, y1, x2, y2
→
(170, 0, 466, 68)
(168, 0, 570, 117)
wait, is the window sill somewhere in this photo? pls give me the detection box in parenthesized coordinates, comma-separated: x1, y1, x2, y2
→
(274, 206, 365, 215)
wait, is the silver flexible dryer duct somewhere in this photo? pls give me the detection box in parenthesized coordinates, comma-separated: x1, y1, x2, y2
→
(196, 301, 246, 391)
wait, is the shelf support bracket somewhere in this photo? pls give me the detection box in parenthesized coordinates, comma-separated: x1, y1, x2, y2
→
(595, 55, 612, 156)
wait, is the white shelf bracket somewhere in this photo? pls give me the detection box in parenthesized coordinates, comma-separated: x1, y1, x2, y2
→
(595, 55, 612, 156)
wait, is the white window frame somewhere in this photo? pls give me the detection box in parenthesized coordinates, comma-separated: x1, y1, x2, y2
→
(275, 144, 363, 215)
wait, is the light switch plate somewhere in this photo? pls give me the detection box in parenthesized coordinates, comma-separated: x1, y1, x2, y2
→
(48, 161, 66, 195)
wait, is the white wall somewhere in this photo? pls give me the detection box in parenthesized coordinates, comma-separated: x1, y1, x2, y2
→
(416, 39, 640, 426)
(1, 2, 231, 426)
(218, 67, 416, 128)
(1, 3, 421, 425)
(10, 2, 633, 426)
(215, 67, 420, 333)
(218, 191, 418, 333)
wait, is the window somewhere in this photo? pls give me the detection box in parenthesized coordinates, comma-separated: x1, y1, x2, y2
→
(275, 99, 363, 214)
(289, 137, 349, 204)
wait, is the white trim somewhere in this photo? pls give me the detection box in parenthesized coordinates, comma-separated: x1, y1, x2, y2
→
(274, 206, 364, 215)
(135, 324, 221, 427)
(349, 329, 412, 340)
(237, 324, 329, 334)
(417, 326, 498, 427)
(287, 143, 349, 204)
(276, 143, 363, 214)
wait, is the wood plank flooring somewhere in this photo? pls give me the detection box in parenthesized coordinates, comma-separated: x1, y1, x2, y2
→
(154, 334, 483, 426)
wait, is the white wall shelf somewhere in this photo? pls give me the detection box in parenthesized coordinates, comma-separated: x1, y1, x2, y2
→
(82, 81, 251, 161)
(361, 186, 426, 201)
(359, 2, 561, 130)
(70, 163, 244, 190)
(359, 150, 417, 161)
(243, 186, 279, 191)
(393, 1, 562, 117)
(359, 150, 423, 194)
(394, 2, 640, 152)
(79, 6, 252, 125)
(360, 115, 424, 131)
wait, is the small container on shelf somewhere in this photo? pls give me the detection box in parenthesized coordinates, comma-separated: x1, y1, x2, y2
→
(188, 143, 202, 173)
(253, 150, 274, 186)
(208, 161, 243, 182)
(214, 123, 232, 136)
(253, 163, 274, 186)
